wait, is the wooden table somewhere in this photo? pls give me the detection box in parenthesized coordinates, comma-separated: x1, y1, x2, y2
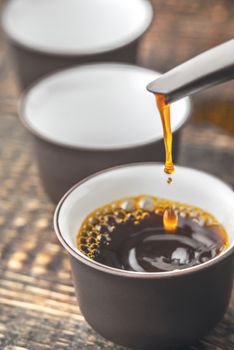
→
(0, 1, 234, 349)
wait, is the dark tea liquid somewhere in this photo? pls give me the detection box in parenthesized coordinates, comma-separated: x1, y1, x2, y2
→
(77, 196, 228, 273)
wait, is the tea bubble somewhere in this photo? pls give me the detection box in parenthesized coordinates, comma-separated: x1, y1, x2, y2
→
(121, 199, 135, 212)
(139, 197, 155, 211)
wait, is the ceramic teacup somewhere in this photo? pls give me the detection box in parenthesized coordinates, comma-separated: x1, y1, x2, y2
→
(54, 163, 234, 349)
(2, 0, 153, 88)
(20, 63, 191, 203)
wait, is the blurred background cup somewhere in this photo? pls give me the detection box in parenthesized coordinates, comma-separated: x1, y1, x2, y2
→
(2, 0, 154, 89)
(20, 63, 191, 203)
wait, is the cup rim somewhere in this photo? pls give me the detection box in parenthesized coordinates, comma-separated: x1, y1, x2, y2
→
(19, 62, 192, 152)
(2, 0, 154, 57)
(54, 162, 234, 279)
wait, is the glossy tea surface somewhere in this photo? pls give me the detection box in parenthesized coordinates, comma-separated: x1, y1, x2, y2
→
(77, 196, 228, 272)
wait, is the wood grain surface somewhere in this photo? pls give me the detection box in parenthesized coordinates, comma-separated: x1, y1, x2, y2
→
(0, 1, 234, 349)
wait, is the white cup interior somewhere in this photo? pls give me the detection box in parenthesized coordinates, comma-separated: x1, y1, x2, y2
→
(3, 0, 153, 55)
(55, 164, 234, 273)
(23, 64, 191, 150)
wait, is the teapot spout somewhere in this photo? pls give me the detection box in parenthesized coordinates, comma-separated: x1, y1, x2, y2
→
(147, 39, 234, 103)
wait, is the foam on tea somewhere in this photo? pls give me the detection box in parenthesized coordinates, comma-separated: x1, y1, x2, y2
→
(77, 196, 229, 273)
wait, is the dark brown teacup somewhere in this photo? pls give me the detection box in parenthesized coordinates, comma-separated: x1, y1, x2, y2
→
(20, 63, 191, 203)
(54, 163, 234, 349)
(2, 0, 153, 88)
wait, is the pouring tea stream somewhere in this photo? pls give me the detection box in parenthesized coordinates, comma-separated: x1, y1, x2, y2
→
(147, 39, 234, 231)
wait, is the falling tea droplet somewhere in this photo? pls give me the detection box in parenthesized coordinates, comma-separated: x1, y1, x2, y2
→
(167, 177, 173, 185)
